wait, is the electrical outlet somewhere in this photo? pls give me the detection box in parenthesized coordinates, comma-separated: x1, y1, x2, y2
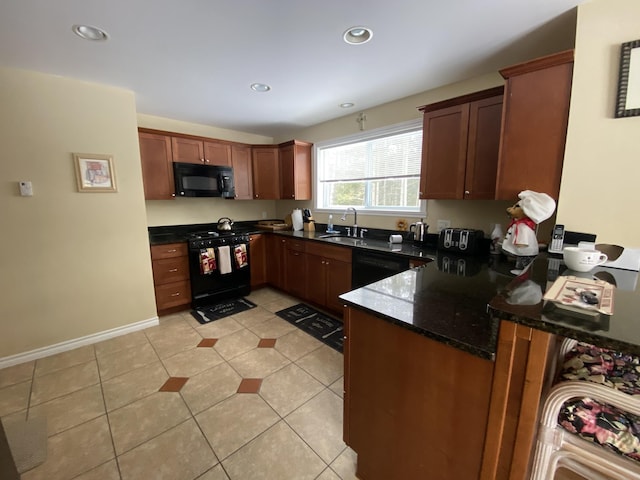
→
(436, 219, 450, 232)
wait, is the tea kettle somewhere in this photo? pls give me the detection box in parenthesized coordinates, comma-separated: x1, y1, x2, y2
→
(217, 217, 234, 231)
(409, 218, 428, 244)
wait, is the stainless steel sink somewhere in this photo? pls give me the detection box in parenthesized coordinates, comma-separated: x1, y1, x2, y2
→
(317, 233, 345, 239)
(326, 237, 366, 246)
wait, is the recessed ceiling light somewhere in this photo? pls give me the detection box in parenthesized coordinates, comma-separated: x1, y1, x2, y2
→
(340, 102, 355, 108)
(343, 26, 373, 45)
(72, 24, 109, 41)
(250, 83, 271, 92)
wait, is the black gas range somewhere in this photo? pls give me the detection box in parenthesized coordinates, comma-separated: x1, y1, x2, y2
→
(186, 230, 251, 308)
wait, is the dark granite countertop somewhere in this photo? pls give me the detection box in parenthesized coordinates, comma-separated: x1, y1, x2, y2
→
(341, 251, 640, 360)
(340, 253, 512, 360)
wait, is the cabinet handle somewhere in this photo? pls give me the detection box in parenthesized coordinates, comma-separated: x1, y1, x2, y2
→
(255, 194, 259, 198)
(171, 292, 180, 297)
(166, 249, 177, 253)
(291, 194, 294, 198)
(465, 190, 470, 195)
(168, 268, 178, 272)
(326, 261, 330, 266)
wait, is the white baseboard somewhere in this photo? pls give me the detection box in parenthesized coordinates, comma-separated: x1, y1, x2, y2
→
(0, 316, 160, 370)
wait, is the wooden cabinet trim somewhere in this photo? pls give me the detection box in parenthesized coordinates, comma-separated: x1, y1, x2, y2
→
(480, 321, 554, 480)
(418, 86, 504, 113)
(500, 49, 574, 79)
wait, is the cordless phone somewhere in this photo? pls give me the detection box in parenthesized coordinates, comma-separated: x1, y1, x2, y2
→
(549, 224, 565, 254)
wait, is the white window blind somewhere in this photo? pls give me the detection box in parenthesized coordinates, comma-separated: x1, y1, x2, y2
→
(315, 121, 423, 214)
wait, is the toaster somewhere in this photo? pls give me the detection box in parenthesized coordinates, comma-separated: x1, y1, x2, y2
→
(437, 228, 485, 255)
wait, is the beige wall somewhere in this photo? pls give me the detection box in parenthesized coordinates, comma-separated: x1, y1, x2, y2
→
(558, 0, 640, 246)
(138, 114, 278, 226)
(0, 68, 157, 358)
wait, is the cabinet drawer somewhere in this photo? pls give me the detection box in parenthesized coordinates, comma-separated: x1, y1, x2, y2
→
(315, 243, 352, 263)
(151, 242, 188, 260)
(152, 256, 189, 285)
(285, 238, 307, 252)
(155, 280, 191, 310)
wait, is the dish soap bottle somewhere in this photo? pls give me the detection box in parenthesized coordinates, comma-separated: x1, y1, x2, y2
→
(327, 214, 333, 232)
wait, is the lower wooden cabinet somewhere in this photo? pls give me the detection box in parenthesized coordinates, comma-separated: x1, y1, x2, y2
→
(284, 239, 307, 299)
(150, 242, 190, 313)
(344, 306, 494, 479)
(249, 234, 266, 287)
(266, 235, 286, 290)
(306, 243, 352, 313)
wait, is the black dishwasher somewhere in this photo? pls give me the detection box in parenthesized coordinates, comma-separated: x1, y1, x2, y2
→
(352, 249, 410, 289)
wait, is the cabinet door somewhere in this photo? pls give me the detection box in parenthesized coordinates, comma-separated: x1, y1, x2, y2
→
(266, 236, 285, 289)
(464, 95, 503, 199)
(284, 248, 306, 299)
(231, 145, 253, 200)
(171, 137, 204, 164)
(280, 142, 312, 200)
(325, 259, 351, 313)
(249, 234, 266, 287)
(252, 147, 280, 199)
(495, 52, 573, 201)
(419, 104, 469, 199)
(305, 254, 327, 306)
(139, 132, 174, 200)
(204, 140, 232, 166)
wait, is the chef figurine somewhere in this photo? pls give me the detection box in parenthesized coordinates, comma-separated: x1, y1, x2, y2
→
(502, 190, 556, 258)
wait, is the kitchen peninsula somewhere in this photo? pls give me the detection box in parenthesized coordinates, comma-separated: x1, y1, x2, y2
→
(340, 253, 640, 480)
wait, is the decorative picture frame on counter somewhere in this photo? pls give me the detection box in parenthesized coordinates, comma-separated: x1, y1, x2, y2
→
(615, 38, 640, 118)
(73, 153, 117, 192)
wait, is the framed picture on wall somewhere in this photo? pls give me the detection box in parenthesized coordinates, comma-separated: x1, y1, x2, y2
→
(615, 38, 640, 118)
(73, 153, 117, 192)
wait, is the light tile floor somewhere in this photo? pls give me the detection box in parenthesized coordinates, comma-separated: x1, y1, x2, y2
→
(0, 288, 358, 480)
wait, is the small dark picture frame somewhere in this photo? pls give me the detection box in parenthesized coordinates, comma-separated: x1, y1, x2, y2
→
(615, 39, 640, 118)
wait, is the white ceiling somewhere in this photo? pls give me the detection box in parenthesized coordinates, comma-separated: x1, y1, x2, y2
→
(0, 0, 585, 138)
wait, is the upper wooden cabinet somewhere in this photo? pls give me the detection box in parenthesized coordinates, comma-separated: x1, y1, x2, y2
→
(495, 50, 574, 201)
(138, 132, 175, 200)
(231, 144, 253, 200)
(172, 137, 232, 166)
(252, 146, 280, 199)
(279, 140, 312, 200)
(418, 87, 503, 200)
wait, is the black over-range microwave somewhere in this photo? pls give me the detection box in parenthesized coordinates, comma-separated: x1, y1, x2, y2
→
(173, 162, 235, 198)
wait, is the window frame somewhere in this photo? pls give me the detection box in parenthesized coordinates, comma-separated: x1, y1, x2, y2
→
(313, 119, 426, 217)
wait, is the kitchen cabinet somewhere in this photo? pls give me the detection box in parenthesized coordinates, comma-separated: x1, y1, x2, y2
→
(279, 140, 312, 200)
(306, 243, 352, 314)
(150, 242, 190, 314)
(418, 87, 503, 200)
(344, 306, 494, 479)
(252, 146, 280, 199)
(231, 144, 253, 200)
(495, 50, 573, 201)
(283, 238, 307, 299)
(138, 132, 174, 200)
(171, 137, 232, 166)
(266, 235, 286, 290)
(249, 234, 266, 287)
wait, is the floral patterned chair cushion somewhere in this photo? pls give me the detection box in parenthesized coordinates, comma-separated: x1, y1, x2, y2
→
(557, 342, 640, 462)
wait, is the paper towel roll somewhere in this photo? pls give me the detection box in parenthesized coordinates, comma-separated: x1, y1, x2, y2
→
(389, 235, 403, 244)
(292, 209, 303, 231)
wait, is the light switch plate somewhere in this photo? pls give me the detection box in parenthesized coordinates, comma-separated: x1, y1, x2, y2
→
(19, 181, 33, 196)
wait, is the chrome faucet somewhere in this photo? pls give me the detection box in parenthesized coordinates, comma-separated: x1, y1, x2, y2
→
(341, 207, 358, 237)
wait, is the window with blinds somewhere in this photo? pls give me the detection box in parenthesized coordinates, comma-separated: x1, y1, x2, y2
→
(315, 120, 424, 214)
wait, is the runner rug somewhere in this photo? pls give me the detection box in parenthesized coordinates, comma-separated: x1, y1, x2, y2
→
(191, 298, 256, 324)
(276, 304, 343, 353)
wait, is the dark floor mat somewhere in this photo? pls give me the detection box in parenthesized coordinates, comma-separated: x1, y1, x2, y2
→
(191, 298, 256, 324)
(276, 304, 343, 353)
